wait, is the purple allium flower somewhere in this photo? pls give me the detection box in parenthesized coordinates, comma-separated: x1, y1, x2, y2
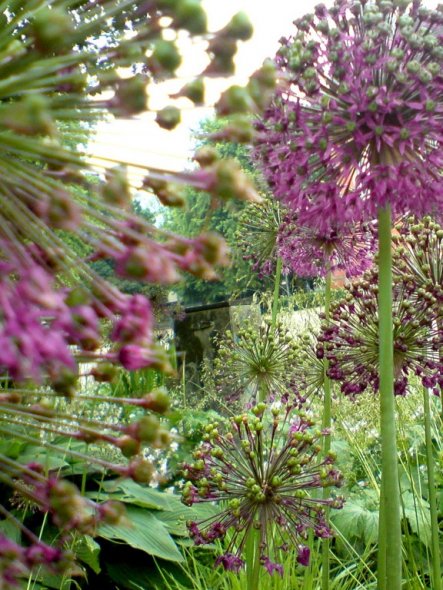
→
(0, 1, 267, 584)
(393, 216, 443, 306)
(255, 0, 443, 229)
(319, 266, 442, 398)
(261, 555, 284, 576)
(182, 404, 344, 573)
(214, 553, 245, 572)
(296, 545, 311, 567)
(278, 217, 375, 279)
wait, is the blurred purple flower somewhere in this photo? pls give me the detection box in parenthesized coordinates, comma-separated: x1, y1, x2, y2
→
(278, 216, 375, 278)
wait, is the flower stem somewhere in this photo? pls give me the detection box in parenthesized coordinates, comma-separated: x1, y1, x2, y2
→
(377, 204, 401, 590)
(271, 257, 283, 329)
(423, 385, 442, 590)
(245, 529, 260, 590)
(321, 269, 332, 590)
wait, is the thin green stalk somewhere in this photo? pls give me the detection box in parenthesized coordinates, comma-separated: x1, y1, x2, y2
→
(423, 385, 442, 590)
(271, 257, 283, 329)
(377, 205, 401, 590)
(377, 481, 386, 590)
(322, 270, 332, 590)
(245, 529, 261, 590)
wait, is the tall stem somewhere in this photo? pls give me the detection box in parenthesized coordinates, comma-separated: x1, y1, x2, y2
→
(245, 529, 260, 590)
(377, 205, 401, 590)
(271, 257, 283, 329)
(423, 385, 442, 590)
(321, 270, 332, 590)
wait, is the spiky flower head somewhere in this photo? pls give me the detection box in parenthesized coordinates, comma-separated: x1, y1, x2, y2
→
(255, 0, 443, 230)
(0, 1, 270, 583)
(292, 328, 326, 400)
(278, 218, 375, 278)
(182, 403, 344, 573)
(318, 266, 442, 398)
(393, 216, 443, 306)
(214, 321, 299, 405)
(237, 196, 285, 278)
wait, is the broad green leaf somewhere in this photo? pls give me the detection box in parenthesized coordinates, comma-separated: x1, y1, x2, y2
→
(75, 535, 101, 575)
(401, 491, 431, 547)
(331, 499, 378, 544)
(155, 502, 218, 536)
(0, 519, 20, 543)
(98, 506, 183, 562)
(100, 479, 184, 511)
(17, 449, 68, 471)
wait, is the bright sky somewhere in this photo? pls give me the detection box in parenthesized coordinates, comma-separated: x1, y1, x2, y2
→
(89, 1, 318, 187)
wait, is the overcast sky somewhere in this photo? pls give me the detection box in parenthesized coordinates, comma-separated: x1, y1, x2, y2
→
(89, 1, 318, 186)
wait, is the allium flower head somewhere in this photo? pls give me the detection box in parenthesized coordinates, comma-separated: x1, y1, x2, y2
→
(278, 217, 375, 278)
(237, 197, 284, 278)
(0, 1, 268, 584)
(256, 0, 443, 229)
(182, 403, 344, 573)
(214, 321, 298, 404)
(292, 328, 326, 400)
(318, 267, 442, 397)
(393, 216, 443, 305)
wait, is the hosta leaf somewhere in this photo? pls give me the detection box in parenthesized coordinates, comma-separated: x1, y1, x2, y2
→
(98, 506, 183, 562)
(75, 535, 101, 575)
(99, 479, 182, 510)
(155, 502, 219, 536)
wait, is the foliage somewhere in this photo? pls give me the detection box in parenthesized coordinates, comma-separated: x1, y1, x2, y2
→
(162, 118, 263, 305)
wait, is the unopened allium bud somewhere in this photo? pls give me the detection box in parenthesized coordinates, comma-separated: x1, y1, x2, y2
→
(156, 105, 181, 130)
(142, 388, 171, 413)
(173, 0, 207, 34)
(101, 167, 131, 207)
(32, 7, 74, 54)
(113, 75, 147, 115)
(150, 40, 182, 74)
(171, 78, 205, 105)
(193, 147, 219, 167)
(219, 12, 253, 41)
(127, 458, 155, 484)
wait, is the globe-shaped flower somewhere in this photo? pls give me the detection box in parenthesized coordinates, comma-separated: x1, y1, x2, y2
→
(182, 403, 344, 573)
(393, 216, 443, 306)
(318, 268, 442, 398)
(278, 217, 375, 278)
(255, 0, 443, 229)
(237, 196, 285, 278)
(0, 1, 267, 584)
(292, 328, 326, 400)
(214, 321, 298, 404)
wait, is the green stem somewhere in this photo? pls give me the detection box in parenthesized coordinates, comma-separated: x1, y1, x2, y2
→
(321, 270, 332, 590)
(377, 480, 386, 590)
(377, 205, 401, 590)
(245, 529, 260, 590)
(271, 257, 283, 329)
(423, 385, 442, 590)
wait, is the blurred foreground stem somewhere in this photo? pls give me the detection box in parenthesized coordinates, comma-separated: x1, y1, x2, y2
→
(321, 270, 332, 590)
